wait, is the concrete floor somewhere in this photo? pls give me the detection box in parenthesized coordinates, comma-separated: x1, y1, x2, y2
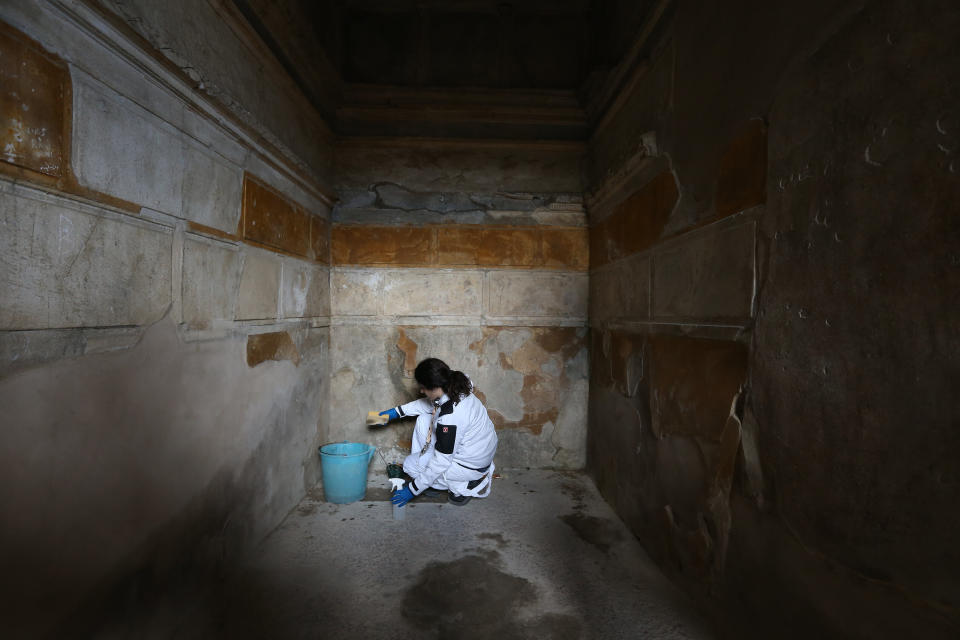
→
(97, 470, 715, 639)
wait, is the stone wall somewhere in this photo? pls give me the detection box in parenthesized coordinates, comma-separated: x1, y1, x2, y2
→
(92, 0, 335, 189)
(586, 0, 959, 637)
(330, 139, 589, 470)
(0, 3, 332, 636)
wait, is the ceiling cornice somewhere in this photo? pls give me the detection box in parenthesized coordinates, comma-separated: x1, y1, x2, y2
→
(336, 84, 589, 140)
(335, 136, 586, 152)
(585, 0, 675, 131)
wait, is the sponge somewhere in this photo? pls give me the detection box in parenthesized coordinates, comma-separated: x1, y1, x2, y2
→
(366, 410, 388, 426)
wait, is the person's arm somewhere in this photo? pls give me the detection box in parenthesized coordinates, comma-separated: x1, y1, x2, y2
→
(378, 397, 433, 422)
(396, 398, 434, 418)
(408, 417, 457, 495)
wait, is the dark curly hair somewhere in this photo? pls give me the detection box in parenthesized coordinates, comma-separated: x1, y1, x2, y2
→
(414, 358, 472, 401)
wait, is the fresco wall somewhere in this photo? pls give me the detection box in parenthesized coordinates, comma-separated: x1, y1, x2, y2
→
(329, 139, 590, 471)
(0, 3, 332, 635)
(585, 0, 959, 637)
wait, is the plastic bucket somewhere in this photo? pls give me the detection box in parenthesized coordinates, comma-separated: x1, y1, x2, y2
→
(318, 441, 376, 504)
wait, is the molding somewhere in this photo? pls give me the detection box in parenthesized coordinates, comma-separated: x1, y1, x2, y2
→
(329, 316, 587, 328)
(585, 0, 674, 128)
(584, 133, 663, 217)
(341, 1, 591, 15)
(483, 317, 587, 327)
(227, 0, 344, 121)
(342, 84, 583, 109)
(234, 318, 331, 330)
(177, 317, 331, 343)
(337, 83, 588, 140)
(0, 175, 174, 233)
(591, 320, 751, 341)
(206, 0, 336, 140)
(582, 2, 677, 212)
(50, 0, 336, 207)
(330, 266, 588, 276)
(335, 136, 585, 152)
(339, 104, 586, 126)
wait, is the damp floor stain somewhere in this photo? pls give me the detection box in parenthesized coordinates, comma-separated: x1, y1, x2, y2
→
(559, 512, 623, 553)
(402, 552, 581, 640)
(560, 480, 587, 508)
(80, 470, 714, 639)
(475, 532, 509, 547)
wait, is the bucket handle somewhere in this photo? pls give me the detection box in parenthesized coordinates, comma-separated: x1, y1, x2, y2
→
(318, 441, 377, 460)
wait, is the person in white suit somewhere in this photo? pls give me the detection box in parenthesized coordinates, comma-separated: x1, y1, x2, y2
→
(378, 358, 498, 506)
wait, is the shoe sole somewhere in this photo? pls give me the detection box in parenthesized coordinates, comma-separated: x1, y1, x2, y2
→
(447, 495, 471, 506)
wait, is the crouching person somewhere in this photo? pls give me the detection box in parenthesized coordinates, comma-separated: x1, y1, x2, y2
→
(377, 358, 497, 506)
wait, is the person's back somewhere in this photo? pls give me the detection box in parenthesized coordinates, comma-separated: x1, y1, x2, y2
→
(438, 392, 497, 471)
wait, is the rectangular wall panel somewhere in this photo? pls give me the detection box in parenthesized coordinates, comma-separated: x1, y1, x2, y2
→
(236, 250, 280, 320)
(652, 222, 755, 322)
(0, 23, 67, 178)
(241, 174, 312, 257)
(383, 270, 483, 317)
(0, 185, 172, 330)
(182, 236, 241, 328)
(486, 272, 588, 319)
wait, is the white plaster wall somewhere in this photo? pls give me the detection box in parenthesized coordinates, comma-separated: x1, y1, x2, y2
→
(328, 245, 589, 473)
(0, 181, 173, 329)
(182, 235, 242, 328)
(329, 323, 589, 470)
(0, 3, 334, 636)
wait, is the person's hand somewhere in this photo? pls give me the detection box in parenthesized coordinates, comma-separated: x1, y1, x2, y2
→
(391, 484, 414, 507)
(379, 408, 399, 422)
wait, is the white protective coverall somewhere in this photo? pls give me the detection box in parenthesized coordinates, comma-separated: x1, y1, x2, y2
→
(394, 391, 498, 498)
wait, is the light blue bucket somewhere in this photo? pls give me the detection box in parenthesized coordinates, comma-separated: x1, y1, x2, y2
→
(318, 441, 376, 504)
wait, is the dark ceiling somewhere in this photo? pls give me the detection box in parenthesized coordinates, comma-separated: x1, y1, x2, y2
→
(233, 0, 659, 139)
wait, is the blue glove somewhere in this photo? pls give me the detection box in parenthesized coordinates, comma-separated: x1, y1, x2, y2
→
(379, 408, 400, 422)
(391, 484, 414, 507)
